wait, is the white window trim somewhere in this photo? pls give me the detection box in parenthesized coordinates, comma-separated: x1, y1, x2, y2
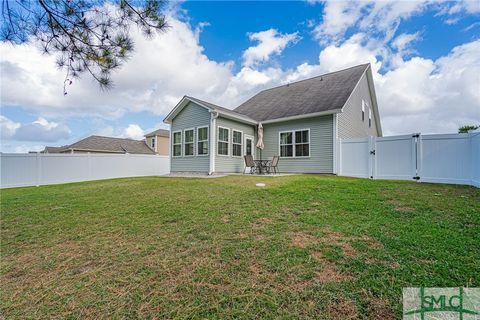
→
(278, 128, 311, 158)
(172, 130, 182, 157)
(183, 128, 195, 157)
(232, 129, 243, 158)
(196, 126, 209, 156)
(362, 99, 366, 122)
(368, 107, 372, 128)
(217, 126, 230, 157)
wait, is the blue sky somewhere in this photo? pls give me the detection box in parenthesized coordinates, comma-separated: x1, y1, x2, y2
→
(1, 0, 479, 152)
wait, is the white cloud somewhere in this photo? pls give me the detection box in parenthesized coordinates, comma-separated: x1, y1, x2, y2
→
(0, 14, 236, 118)
(242, 29, 301, 67)
(121, 124, 145, 140)
(0, 115, 21, 139)
(1, 116, 71, 142)
(392, 32, 421, 53)
(1, 2, 479, 145)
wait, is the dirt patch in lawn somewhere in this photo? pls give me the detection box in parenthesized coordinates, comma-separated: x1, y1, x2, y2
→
(367, 298, 395, 320)
(250, 217, 273, 230)
(291, 232, 318, 248)
(311, 250, 352, 283)
(327, 299, 358, 319)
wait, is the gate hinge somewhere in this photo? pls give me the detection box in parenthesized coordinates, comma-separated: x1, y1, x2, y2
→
(370, 150, 376, 155)
(413, 176, 420, 180)
(412, 134, 420, 138)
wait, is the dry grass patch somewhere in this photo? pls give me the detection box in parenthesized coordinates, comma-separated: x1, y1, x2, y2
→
(367, 298, 395, 320)
(327, 298, 358, 320)
(291, 232, 318, 248)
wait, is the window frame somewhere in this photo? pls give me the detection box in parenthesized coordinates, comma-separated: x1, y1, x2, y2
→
(278, 128, 310, 158)
(217, 126, 230, 157)
(151, 137, 156, 149)
(183, 128, 195, 157)
(368, 107, 372, 128)
(232, 129, 243, 158)
(172, 130, 182, 157)
(361, 99, 366, 122)
(196, 126, 209, 156)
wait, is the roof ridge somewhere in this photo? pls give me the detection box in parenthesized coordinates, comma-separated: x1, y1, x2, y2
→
(89, 135, 143, 142)
(239, 63, 370, 98)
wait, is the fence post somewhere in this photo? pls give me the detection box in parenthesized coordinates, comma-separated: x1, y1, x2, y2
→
(415, 133, 422, 182)
(338, 138, 342, 176)
(369, 136, 376, 179)
(36, 153, 41, 187)
(88, 152, 92, 180)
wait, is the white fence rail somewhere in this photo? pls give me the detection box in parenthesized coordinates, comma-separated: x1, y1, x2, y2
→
(0, 153, 170, 188)
(338, 132, 480, 188)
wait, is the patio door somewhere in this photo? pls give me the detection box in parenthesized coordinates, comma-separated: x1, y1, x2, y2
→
(245, 135, 254, 158)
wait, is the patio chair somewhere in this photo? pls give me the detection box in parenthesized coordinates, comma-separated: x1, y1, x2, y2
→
(243, 155, 256, 174)
(267, 156, 280, 174)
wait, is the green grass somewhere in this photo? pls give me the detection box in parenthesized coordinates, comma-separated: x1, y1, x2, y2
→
(1, 175, 479, 319)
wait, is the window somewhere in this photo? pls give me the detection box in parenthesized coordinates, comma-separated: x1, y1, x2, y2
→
(280, 129, 310, 157)
(184, 129, 194, 156)
(173, 131, 182, 157)
(197, 126, 209, 155)
(362, 100, 366, 121)
(218, 127, 229, 156)
(151, 137, 156, 149)
(295, 130, 309, 157)
(232, 130, 242, 157)
(280, 132, 293, 157)
(368, 108, 372, 128)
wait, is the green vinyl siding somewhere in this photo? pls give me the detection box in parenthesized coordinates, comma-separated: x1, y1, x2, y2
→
(338, 72, 379, 138)
(261, 115, 334, 173)
(170, 102, 210, 173)
(215, 116, 255, 173)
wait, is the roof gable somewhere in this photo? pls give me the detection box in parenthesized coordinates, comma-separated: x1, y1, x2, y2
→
(164, 96, 257, 125)
(234, 64, 369, 122)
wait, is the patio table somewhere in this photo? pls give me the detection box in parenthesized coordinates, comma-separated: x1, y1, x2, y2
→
(253, 159, 270, 174)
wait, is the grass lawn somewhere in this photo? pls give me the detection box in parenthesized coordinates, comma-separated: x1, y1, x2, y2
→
(1, 175, 479, 319)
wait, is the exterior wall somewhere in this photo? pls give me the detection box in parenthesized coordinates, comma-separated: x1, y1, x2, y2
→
(337, 72, 379, 139)
(170, 102, 210, 173)
(215, 116, 256, 173)
(261, 115, 334, 173)
(145, 135, 170, 155)
(157, 136, 169, 155)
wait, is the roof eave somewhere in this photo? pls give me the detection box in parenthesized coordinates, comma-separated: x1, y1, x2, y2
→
(260, 109, 342, 124)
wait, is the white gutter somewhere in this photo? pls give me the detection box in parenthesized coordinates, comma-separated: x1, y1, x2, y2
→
(209, 111, 219, 175)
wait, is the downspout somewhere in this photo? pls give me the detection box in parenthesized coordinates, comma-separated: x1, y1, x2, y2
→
(209, 111, 219, 175)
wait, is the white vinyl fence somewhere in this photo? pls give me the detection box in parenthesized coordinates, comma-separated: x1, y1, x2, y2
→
(0, 153, 170, 188)
(338, 132, 480, 188)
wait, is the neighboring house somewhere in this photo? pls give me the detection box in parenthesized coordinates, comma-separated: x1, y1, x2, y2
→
(42, 135, 156, 154)
(144, 129, 170, 155)
(164, 63, 382, 174)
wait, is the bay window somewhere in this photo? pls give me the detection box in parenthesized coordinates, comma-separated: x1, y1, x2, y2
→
(173, 131, 182, 157)
(232, 130, 242, 157)
(197, 126, 209, 156)
(184, 129, 194, 156)
(218, 127, 229, 156)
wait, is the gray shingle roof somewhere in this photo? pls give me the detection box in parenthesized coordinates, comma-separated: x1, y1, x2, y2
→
(234, 64, 369, 122)
(186, 96, 257, 123)
(145, 128, 170, 138)
(64, 135, 154, 154)
(41, 146, 68, 153)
